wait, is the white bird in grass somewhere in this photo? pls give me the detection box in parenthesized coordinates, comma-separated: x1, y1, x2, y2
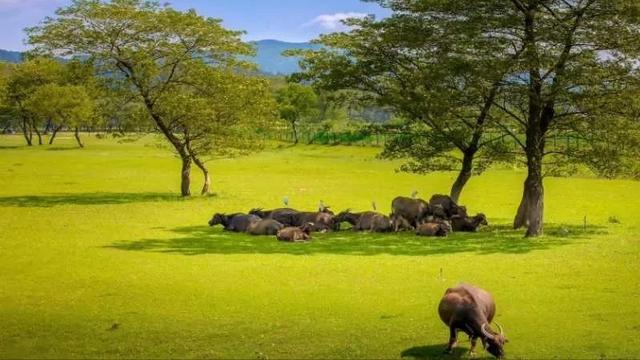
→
(411, 190, 419, 199)
(283, 196, 289, 206)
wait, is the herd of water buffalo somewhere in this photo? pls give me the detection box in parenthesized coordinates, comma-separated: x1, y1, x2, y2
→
(208, 195, 506, 358)
(207, 194, 488, 242)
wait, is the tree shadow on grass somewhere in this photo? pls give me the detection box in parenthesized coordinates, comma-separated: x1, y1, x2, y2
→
(401, 344, 493, 359)
(0, 192, 185, 207)
(106, 223, 607, 257)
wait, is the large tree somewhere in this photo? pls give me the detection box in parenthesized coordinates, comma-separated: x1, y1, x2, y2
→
(5, 58, 63, 146)
(291, 6, 523, 202)
(28, 0, 275, 196)
(299, 0, 640, 235)
(24, 83, 96, 148)
(478, 0, 640, 236)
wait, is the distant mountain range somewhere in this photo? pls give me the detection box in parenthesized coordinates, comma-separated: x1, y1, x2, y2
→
(0, 49, 23, 63)
(0, 40, 319, 76)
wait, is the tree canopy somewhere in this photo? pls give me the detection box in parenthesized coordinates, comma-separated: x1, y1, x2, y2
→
(28, 0, 277, 196)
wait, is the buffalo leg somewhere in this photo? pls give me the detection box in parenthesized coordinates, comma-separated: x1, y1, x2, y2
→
(444, 327, 458, 354)
(469, 336, 479, 357)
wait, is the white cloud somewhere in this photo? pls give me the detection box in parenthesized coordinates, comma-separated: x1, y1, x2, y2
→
(304, 12, 368, 31)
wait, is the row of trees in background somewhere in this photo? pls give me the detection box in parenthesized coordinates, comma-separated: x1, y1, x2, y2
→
(0, 58, 98, 147)
(1, 0, 639, 237)
(293, 0, 640, 237)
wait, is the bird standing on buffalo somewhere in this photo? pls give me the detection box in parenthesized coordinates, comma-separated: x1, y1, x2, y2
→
(438, 284, 508, 358)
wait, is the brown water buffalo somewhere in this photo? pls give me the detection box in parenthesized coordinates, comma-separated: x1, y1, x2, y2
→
(208, 213, 260, 232)
(335, 211, 393, 232)
(391, 196, 430, 229)
(249, 208, 299, 226)
(247, 219, 284, 236)
(429, 194, 468, 218)
(438, 284, 507, 358)
(276, 223, 313, 242)
(391, 213, 414, 232)
(451, 213, 488, 232)
(291, 211, 334, 232)
(416, 220, 452, 237)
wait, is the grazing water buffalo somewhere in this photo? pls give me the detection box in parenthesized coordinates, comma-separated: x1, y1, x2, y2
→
(391, 196, 431, 229)
(451, 213, 488, 232)
(277, 223, 313, 242)
(429, 194, 468, 218)
(416, 220, 452, 237)
(249, 208, 299, 226)
(208, 213, 260, 232)
(438, 284, 507, 358)
(247, 219, 284, 236)
(335, 210, 393, 232)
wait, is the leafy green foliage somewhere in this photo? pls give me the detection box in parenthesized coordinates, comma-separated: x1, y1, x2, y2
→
(27, 0, 277, 195)
(276, 83, 319, 144)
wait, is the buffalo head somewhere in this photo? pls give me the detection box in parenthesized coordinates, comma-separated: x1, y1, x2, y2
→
(482, 323, 508, 359)
(208, 213, 227, 227)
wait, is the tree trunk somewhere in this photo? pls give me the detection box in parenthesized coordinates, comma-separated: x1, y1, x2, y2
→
(74, 127, 84, 148)
(514, 102, 547, 237)
(49, 125, 63, 145)
(181, 156, 192, 197)
(192, 155, 211, 195)
(21, 118, 32, 146)
(43, 119, 53, 135)
(292, 121, 299, 144)
(514, 153, 544, 237)
(450, 150, 475, 204)
(33, 122, 43, 145)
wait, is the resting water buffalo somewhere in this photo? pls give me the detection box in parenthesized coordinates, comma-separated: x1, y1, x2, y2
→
(335, 211, 393, 232)
(438, 284, 508, 358)
(277, 223, 313, 242)
(429, 194, 468, 218)
(451, 213, 488, 232)
(391, 196, 431, 230)
(247, 219, 284, 236)
(208, 213, 260, 232)
(291, 211, 335, 232)
(249, 208, 299, 226)
(391, 213, 414, 232)
(416, 220, 452, 237)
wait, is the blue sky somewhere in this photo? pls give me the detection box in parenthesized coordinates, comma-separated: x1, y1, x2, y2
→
(0, 0, 389, 51)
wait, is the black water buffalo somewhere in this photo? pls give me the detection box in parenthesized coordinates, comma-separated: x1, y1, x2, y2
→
(451, 213, 488, 232)
(429, 194, 468, 218)
(438, 284, 507, 358)
(291, 211, 334, 232)
(276, 223, 313, 242)
(416, 220, 452, 237)
(335, 210, 393, 232)
(249, 208, 299, 226)
(208, 213, 260, 232)
(391, 196, 431, 230)
(247, 219, 284, 236)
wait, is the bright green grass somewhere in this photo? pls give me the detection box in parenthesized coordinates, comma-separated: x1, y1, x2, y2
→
(0, 134, 639, 359)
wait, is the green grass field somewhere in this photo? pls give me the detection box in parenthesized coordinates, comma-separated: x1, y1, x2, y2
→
(1, 133, 639, 359)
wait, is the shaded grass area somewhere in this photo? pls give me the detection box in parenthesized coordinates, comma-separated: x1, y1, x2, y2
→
(0, 192, 184, 207)
(107, 223, 604, 257)
(0, 134, 639, 359)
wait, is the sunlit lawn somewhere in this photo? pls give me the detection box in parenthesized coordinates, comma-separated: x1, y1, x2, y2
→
(0, 134, 639, 359)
